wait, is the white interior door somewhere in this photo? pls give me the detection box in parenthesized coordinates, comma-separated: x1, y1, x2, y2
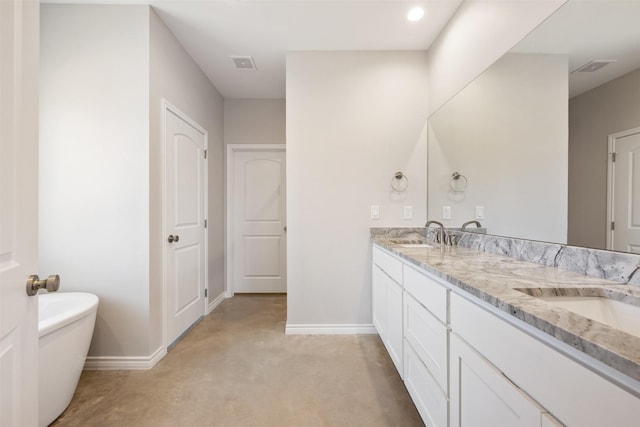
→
(0, 0, 40, 425)
(164, 105, 207, 345)
(230, 147, 286, 293)
(609, 128, 640, 253)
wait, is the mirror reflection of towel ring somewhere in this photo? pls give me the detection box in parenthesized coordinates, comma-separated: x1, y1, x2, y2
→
(450, 172, 467, 192)
(391, 171, 409, 192)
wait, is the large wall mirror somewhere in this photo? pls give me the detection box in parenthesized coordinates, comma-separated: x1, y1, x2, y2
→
(427, 0, 640, 253)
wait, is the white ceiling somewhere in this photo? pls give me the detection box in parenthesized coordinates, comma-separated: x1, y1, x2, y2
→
(41, 1, 640, 100)
(46, 0, 462, 99)
(149, 0, 463, 99)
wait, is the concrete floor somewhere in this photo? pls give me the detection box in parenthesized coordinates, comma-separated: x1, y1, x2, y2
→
(52, 294, 423, 426)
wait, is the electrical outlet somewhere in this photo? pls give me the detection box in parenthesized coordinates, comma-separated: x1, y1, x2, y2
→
(371, 205, 380, 219)
(475, 206, 485, 220)
(403, 206, 413, 220)
(442, 206, 451, 220)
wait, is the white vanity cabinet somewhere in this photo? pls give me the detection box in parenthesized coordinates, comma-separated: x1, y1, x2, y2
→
(372, 246, 452, 425)
(372, 243, 640, 427)
(450, 292, 640, 427)
(372, 247, 404, 377)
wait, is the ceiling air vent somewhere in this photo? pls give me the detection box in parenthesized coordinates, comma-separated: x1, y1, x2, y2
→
(229, 56, 257, 71)
(571, 59, 616, 73)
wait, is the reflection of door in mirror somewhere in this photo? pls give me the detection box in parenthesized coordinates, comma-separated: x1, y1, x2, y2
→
(608, 128, 640, 254)
(517, 1, 640, 252)
(569, 68, 640, 251)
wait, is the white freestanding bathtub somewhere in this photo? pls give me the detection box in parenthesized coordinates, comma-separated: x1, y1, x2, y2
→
(38, 292, 99, 427)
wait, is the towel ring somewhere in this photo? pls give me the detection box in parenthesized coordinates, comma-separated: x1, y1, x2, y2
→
(391, 171, 409, 193)
(449, 172, 467, 192)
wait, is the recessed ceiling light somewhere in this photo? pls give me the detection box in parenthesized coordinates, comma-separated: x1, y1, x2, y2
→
(407, 7, 425, 22)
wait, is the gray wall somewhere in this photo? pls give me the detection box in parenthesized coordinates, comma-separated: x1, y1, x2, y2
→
(224, 99, 285, 146)
(286, 51, 428, 329)
(40, 4, 151, 357)
(41, 4, 224, 360)
(568, 68, 640, 249)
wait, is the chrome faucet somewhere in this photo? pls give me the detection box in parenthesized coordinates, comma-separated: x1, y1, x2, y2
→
(425, 220, 445, 244)
(461, 220, 482, 232)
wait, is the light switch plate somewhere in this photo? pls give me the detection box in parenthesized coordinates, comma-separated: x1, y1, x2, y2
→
(475, 206, 485, 220)
(442, 206, 451, 220)
(371, 205, 380, 219)
(403, 206, 413, 220)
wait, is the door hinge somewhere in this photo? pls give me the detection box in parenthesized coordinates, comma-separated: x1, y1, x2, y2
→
(611, 221, 615, 231)
(204, 219, 207, 228)
(204, 150, 207, 159)
(612, 152, 616, 162)
(205, 288, 208, 298)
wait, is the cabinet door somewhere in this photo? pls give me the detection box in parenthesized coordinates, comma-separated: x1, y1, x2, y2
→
(386, 277, 403, 377)
(450, 334, 544, 427)
(372, 262, 403, 378)
(372, 264, 387, 338)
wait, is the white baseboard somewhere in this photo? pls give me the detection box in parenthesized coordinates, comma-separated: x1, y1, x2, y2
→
(206, 291, 228, 315)
(83, 346, 166, 370)
(285, 323, 377, 335)
(84, 292, 229, 371)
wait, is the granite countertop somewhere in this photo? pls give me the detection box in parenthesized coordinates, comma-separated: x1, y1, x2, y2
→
(372, 238, 640, 384)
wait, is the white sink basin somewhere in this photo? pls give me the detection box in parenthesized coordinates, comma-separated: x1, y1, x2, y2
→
(537, 296, 640, 338)
(398, 244, 434, 249)
(515, 287, 640, 338)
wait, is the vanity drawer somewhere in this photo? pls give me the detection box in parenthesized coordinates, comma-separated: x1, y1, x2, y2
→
(404, 339, 449, 427)
(372, 246, 402, 284)
(404, 291, 449, 394)
(403, 264, 448, 323)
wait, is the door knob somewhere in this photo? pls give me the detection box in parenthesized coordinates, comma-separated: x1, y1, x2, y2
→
(168, 235, 180, 243)
(26, 274, 60, 296)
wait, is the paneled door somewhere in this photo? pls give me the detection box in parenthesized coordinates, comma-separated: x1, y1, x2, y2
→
(0, 0, 40, 425)
(229, 146, 286, 293)
(164, 104, 207, 345)
(609, 127, 640, 253)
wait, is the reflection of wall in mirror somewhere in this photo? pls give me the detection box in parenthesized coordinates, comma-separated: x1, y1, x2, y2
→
(569, 68, 640, 250)
(426, 0, 567, 115)
(428, 53, 568, 243)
